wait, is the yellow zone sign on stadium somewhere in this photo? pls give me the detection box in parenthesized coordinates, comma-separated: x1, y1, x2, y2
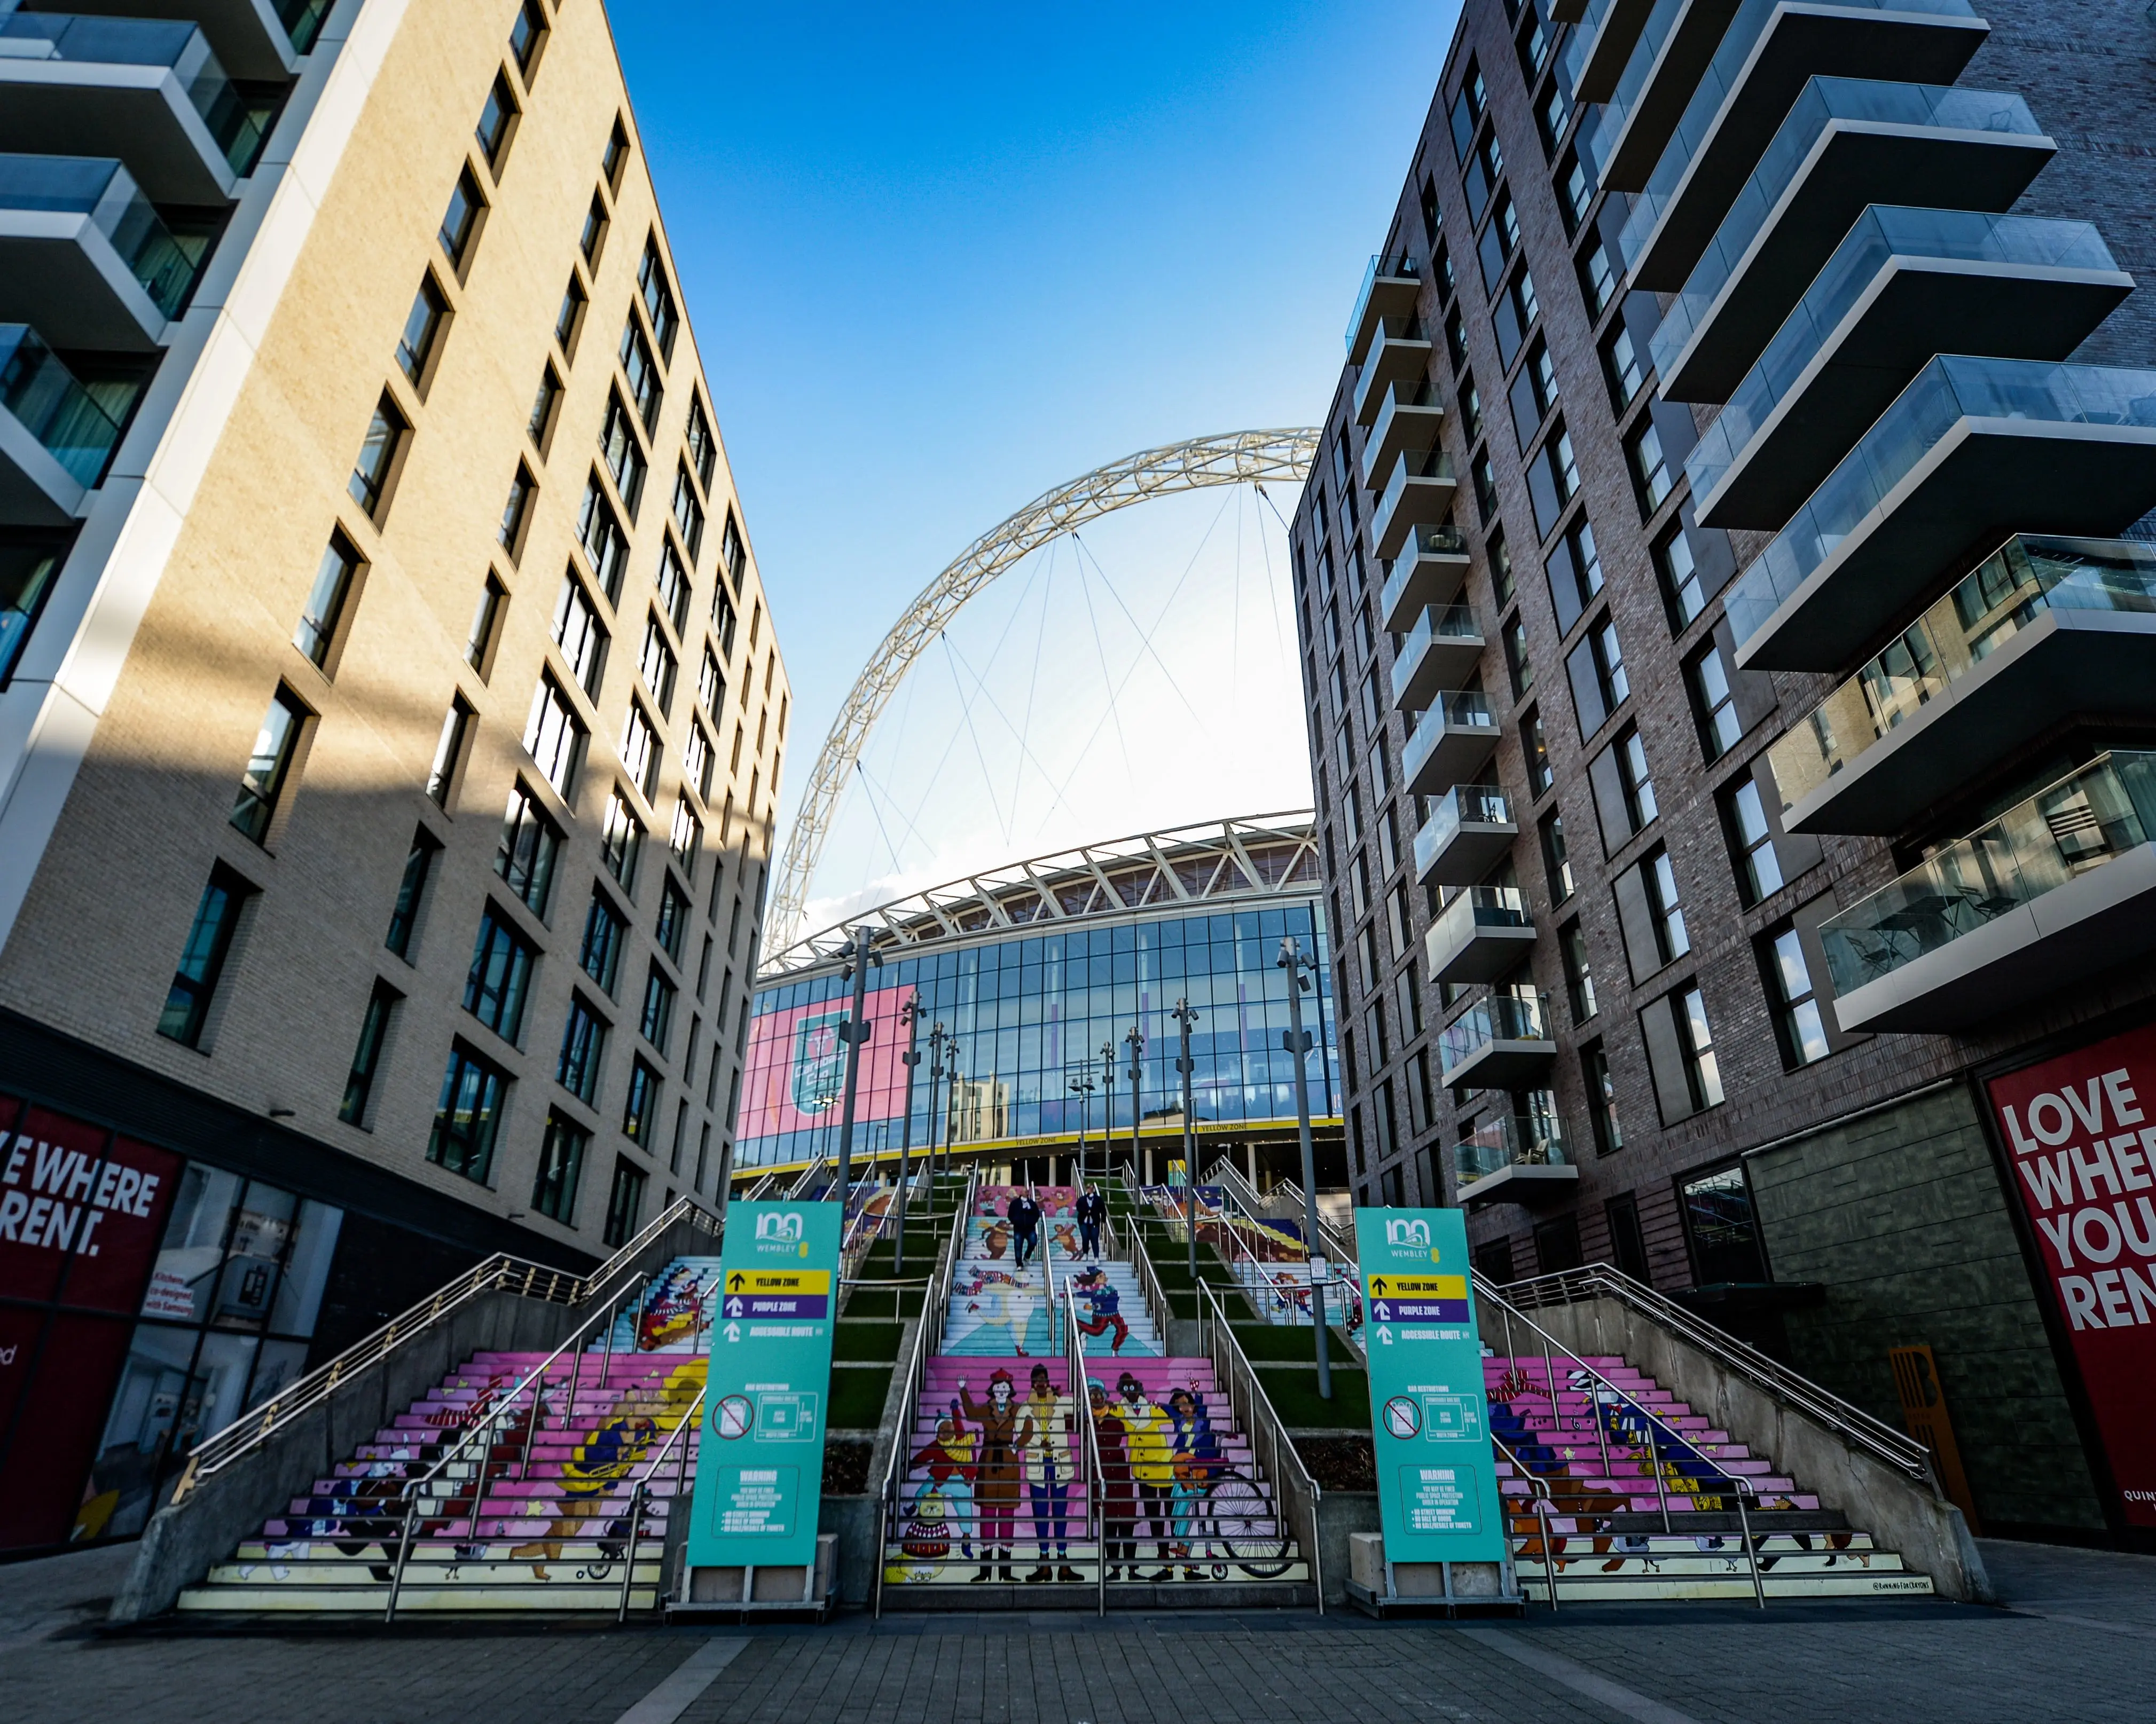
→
(723, 1269, 832, 1295)
(1363, 1274, 1468, 1298)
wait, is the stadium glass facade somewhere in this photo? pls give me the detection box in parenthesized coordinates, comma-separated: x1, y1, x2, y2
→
(737, 820, 1341, 1177)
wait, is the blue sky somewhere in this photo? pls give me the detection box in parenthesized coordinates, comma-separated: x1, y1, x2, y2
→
(610, 1, 1459, 924)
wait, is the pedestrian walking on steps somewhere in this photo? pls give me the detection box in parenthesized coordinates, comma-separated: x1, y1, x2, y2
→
(1075, 1184, 1106, 1258)
(1008, 1188, 1042, 1269)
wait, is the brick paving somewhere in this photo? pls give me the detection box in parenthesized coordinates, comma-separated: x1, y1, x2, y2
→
(3, 1540, 2152, 1723)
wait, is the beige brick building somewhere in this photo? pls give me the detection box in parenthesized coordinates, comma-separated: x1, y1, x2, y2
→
(0, 0, 787, 1549)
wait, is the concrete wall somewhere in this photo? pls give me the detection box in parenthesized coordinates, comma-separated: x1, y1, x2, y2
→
(1485, 1293, 1992, 1602)
(1749, 1084, 2108, 1535)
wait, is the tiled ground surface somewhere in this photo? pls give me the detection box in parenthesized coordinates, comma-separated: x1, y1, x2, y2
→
(3, 1538, 2152, 1723)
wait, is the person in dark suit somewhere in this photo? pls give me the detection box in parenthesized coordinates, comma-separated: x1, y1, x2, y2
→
(1074, 1185, 1106, 1259)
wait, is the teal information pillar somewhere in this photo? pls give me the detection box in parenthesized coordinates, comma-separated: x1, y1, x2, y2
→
(687, 1200, 841, 1570)
(1354, 1207, 1503, 1563)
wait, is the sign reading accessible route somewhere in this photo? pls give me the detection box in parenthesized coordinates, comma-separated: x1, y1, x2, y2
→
(686, 1201, 840, 1570)
(1354, 1206, 1503, 1564)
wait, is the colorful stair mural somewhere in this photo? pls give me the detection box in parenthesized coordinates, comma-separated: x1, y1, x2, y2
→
(1486, 1353, 1936, 1602)
(881, 1185, 1310, 1599)
(173, 1256, 720, 1613)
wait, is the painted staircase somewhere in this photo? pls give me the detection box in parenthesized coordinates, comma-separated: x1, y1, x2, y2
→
(173, 1255, 719, 1614)
(881, 1185, 1311, 1603)
(1486, 1353, 1936, 1602)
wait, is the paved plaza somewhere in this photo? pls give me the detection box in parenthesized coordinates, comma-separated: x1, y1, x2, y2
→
(2, 1539, 2151, 1723)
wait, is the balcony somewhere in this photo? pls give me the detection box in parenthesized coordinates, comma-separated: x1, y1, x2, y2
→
(53, 0, 334, 80)
(1652, 80, 2052, 405)
(1727, 357, 2156, 673)
(1573, 0, 1663, 105)
(1822, 752, 2156, 1033)
(1402, 690, 1500, 797)
(1390, 603, 1484, 714)
(0, 154, 202, 348)
(1345, 252, 1422, 366)
(1353, 319, 1433, 426)
(1363, 376, 1444, 486)
(1768, 537, 2156, 835)
(1426, 885, 1535, 985)
(1415, 785, 1516, 888)
(2, 323, 121, 522)
(1379, 523, 1470, 632)
(1453, 1114, 1577, 1207)
(1372, 445, 1457, 559)
(1436, 992, 1556, 1090)
(1591, 0, 1746, 193)
(1689, 211, 2128, 529)
(0, 13, 276, 203)
(1617, 0, 1987, 292)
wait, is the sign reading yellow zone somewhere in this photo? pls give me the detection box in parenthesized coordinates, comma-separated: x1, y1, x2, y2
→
(724, 1269, 832, 1294)
(1363, 1274, 1467, 1297)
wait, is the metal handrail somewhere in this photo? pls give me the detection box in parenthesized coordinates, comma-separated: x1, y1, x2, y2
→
(1485, 1262, 1932, 1485)
(1065, 1271, 1107, 1615)
(1491, 1430, 1564, 1612)
(786, 1152, 828, 1200)
(616, 1382, 707, 1622)
(1195, 1275, 1324, 1613)
(1101, 1210, 1171, 1345)
(1477, 1277, 1768, 1609)
(383, 1271, 655, 1621)
(173, 1195, 720, 1501)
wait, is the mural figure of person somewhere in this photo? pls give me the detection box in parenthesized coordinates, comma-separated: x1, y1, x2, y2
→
(1072, 1266, 1131, 1353)
(1089, 1375, 1135, 1581)
(1117, 1369, 1177, 1580)
(1166, 1384, 1226, 1576)
(907, 1407, 978, 1562)
(957, 1368, 1036, 1583)
(1020, 1363, 1081, 1582)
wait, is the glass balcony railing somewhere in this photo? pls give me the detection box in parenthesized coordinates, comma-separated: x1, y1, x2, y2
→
(0, 13, 275, 177)
(1415, 785, 1513, 878)
(1380, 522, 1471, 625)
(1346, 251, 1421, 353)
(1454, 1112, 1571, 1187)
(1438, 991, 1550, 1080)
(1403, 689, 1498, 783)
(1617, 0, 1980, 267)
(1589, 0, 1686, 177)
(1376, 445, 1455, 526)
(1649, 79, 2043, 383)
(276, 0, 336, 56)
(1687, 211, 2116, 505)
(1768, 536, 2156, 811)
(0, 154, 201, 318)
(1431, 883, 1532, 950)
(1726, 357, 2156, 654)
(1390, 603, 1482, 707)
(1, 322, 122, 488)
(1818, 751, 2156, 996)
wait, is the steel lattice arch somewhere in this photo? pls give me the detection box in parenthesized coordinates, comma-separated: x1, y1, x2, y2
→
(769, 427, 1319, 944)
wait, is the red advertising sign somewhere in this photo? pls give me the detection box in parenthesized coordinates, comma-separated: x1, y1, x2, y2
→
(0, 1108, 181, 1312)
(1987, 1021, 2156, 1528)
(739, 983, 919, 1142)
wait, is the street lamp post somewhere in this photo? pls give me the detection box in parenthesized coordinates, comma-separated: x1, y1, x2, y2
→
(1279, 934, 1331, 1400)
(895, 994, 923, 1273)
(1171, 998, 1200, 1284)
(941, 1040, 962, 1184)
(1068, 1072, 1095, 1188)
(924, 1021, 949, 1192)
(833, 926, 879, 1203)
(1099, 1041, 1117, 1179)
(1124, 1023, 1144, 1186)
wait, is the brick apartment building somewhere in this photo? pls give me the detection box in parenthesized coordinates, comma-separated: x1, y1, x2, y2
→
(0, 0, 788, 1551)
(1293, 0, 2156, 1546)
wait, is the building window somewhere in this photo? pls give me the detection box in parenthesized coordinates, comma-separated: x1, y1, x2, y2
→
(498, 462, 536, 558)
(655, 540, 692, 637)
(579, 192, 610, 271)
(1724, 776, 1784, 904)
(621, 700, 660, 799)
(1540, 809, 1573, 904)
(1582, 1040, 1622, 1154)
(495, 780, 560, 916)
(348, 395, 407, 521)
(684, 721, 714, 801)
(1601, 324, 1644, 413)
(508, 0, 548, 73)
(602, 1154, 646, 1247)
(1457, 370, 1480, 441)
(1503, 615, 1534, 699)
(1393, 959, 1423, 1040)
(557, 994, 608, 1105)
(552, 570, 608, 698)
(465, 906, 536, 1043)
(475, 71, 519, 169)
(339, 981, 398, 1125)
(1655, 524, 1704, 629)
(577, 476, 628, 599)
(528, 362, 563, 450)
(1680, 1164, 1768, 1285)
(0, 537, 65, 683)
(1544, 517, 1602, 635)
(1589, 616, 1627, 711)
(1615, 725, 1657, 829)
(437, 168, 486, 271)
(599, 391, 646, 515)
(686, 398, 716, 491)
(429, 1044, 507, 1183)
(394, 274, 449, 388)
(386, 829, 438, 959)
(1627, 417, 1672, 516)
(532, 1113, 587, 1223)
(1689, 642, 1742, 760)
(158, 869, 249, 1047)
(719, 512, 746, 594)
(669, 798, 701, 879)
(1528, 420, 1578, 538)
(712, 585, 739, 657)
(1676, 984, 1723, 1110)
(464, 574, 507, 676)
(1470, 449, 1498, 525)
(230, 686, 308, 844)
(602, 787, 644, 890)
(655, 878, 690, 965)
(622, 1057, 661, 1146)
(1578, 237, 1618, 318)
(1556, 148, 1592, 232)
(1561, 920, 1597, 1024)
(1764, 924, 1831, 1068)
(555, 272, 587, 355)
(1508, 336, 1557, 451)
(1643, 845, 1689, 964)
(1522, 705, 1553, 798)
(637, 241, 679, 360)
(1605, 1193, 1651, 1282)
(580, 886, 627, 995)
(641, 962, 677, 1056)
(639, 611, 678, 713)
(523, 673, 586, 800)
